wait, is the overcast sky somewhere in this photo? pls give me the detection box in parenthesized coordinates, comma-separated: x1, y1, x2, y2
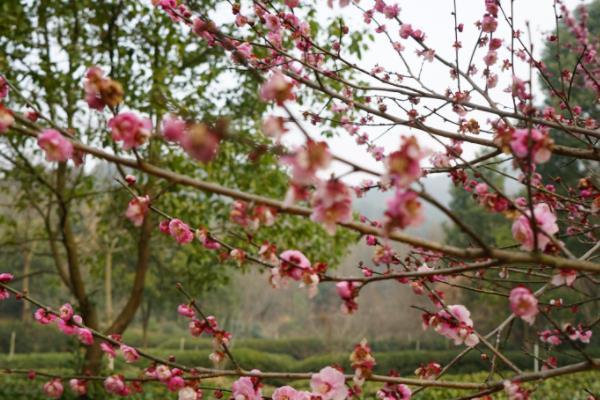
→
(223, 0, 585, 185)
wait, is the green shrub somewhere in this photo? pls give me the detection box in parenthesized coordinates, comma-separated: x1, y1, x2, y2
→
(0, 321, 73, 353)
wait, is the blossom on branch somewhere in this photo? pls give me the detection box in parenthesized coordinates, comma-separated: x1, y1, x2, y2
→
(108, 112, 152, 150)
(311, 179, 353, 235)
(69, 379, 87, 396)
(84, 66, 124, 111)
(310, 366, 348, 400)
(281, 140, 332, 185)
(37, 129, 74, 162)
(350, 339, 376, 386)
(0, 104, 14, 133)
(385, 136, 425, 187)
(179, 122, 222, 163)
(42, 379, 64, 398)
(422, 305, 479, 347)
(511, 203, 558, 252)
(0, 272, 13, 300)
(104, 374, 130, 396)
(0, 76, 8, 99)
(509, 286, 538, 325)
(260, 72, 295, 105)
(125, 195, 150, 227)
(232, 375, 262, 400)
(384, 189, 423, 232)
(168, 219, 194, 245)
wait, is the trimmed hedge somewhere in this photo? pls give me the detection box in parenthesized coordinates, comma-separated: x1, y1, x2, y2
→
(2, 347, 599, 376)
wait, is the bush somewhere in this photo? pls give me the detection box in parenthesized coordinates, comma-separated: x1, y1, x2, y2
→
(0, 321, 73, 354)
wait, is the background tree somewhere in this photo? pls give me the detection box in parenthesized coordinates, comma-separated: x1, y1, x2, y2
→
(0, 0, 355, 373)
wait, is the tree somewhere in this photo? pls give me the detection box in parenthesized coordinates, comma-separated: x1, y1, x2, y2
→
(0, 0, 598, 399)
(0, 0, 354, 374)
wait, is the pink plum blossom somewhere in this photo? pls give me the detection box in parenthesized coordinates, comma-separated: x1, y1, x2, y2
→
(539, 329, 562, 346)
(0, 75, 8, 99)
(59, 303, 74, 320)
(179, 122, 221, 163)
(125, 195, 150, 227)
(278, 250, 311, 281)
(310, 179, 353, 235)
(376, 382, 411, 399)
(503, 380, 530, 400)
(167, 376, 186, 392)
(84, 66, 123, 110)
(423, 305, 479, 347)
(38, 129, 74, 162)
(108, 112, 152, 150)
(384, 190, 423, 232)
(385, 136, 425, 187)
(169, 219, 194, 244)
(162, 115, 186, 142)
(511, 203, 558, 251)
(43, 379, 64, 398)
(125, 174, 137, 185)
(121, 345, 140, 363)
(350, 339, 376, 385)
(77, 328, 94, 346)
(104, 375, 129, 396)
(34, 308, 56, 325)
(0, 104, 14, 133)
(262, 115, 288, 142)
(101, 342, 117, 359)
(509, 128, 553, 164)
(273, 386, 311, 400)
(336, 281, 360, 314)
(260, 71, 295, 105)
(564, 323, 593, 343)
(509, 286, 538, 325)
(281, 140, 331, 185)
(0, 272, 12, 300)
(57, 317, 80, 336)
(481, 15, 498, 32)
(232, 376, 262, 400)
(178, 386, 201, 400)
(399, 24, 413, 39)
(178, 304, 196, 318)
(155, 364, 173, 382)
(69, 379, 87, 396)
(196, 228, 221, 250)
(310, 366, 348, 400)
(551, 269, 577, 287)
(382, 4, 400, 18)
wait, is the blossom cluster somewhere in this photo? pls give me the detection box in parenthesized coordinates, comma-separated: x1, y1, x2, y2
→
(0, 76, 14, 134)
(177, 304, 232, 364)
(422, 305, 479, 347)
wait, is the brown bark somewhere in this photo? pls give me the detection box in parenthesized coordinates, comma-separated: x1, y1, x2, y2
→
(106, 208, 153, 335)
(141, 297, 152, 349)
(21, 244, 34, 322)
(104, 237, 118, 327)
(55, 162, 101, 373)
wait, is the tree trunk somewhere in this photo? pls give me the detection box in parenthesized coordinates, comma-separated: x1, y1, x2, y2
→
(141, 297, 152, 349)
(21, 244, 34, 322)
(55, 162, 101, 374)
(106, 209, 153, 335)
(105, 238, 118, 327)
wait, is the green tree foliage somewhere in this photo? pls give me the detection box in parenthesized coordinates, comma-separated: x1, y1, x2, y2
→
(0, 0, 356, 370)
(537, 0, 600, 191)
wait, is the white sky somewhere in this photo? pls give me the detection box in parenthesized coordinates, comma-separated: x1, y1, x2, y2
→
(221, 0, 584, 185)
